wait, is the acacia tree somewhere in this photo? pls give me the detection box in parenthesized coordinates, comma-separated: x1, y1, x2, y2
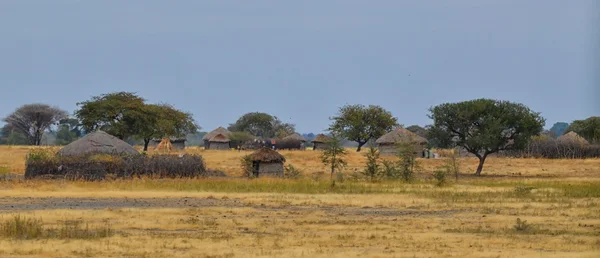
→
(75, 92, 199, 150)
(137, 104, 198, 151)
(3, 104, 68, 145)
(428, 99, 545, 176)
(228, 112, 295, 138)
(75, 92, 147, 140)
(329, 104, 398, 152)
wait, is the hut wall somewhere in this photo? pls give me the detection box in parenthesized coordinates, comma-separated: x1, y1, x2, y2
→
(378, 144, 424, 156)
(207, 142, 230, 150)
(313, 142, 326, 150)
(257, 162, 284, 177)
(171, 140, 186, 150)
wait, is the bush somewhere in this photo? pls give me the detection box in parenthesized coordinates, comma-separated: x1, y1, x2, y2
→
(25, 152, 207, 180)
(240, 155, 255, 178)
(284, 164, 302, 179)
(381, 160, 400, 179)
(432, 169, 447, 187)
(362, 146, 383, 182)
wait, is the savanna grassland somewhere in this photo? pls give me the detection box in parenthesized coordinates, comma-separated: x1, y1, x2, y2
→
(0, 146, 599, 258)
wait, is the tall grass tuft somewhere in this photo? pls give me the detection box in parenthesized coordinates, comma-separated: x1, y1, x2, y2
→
(0, 215, 44, 239)
(0, 215, 113, 240)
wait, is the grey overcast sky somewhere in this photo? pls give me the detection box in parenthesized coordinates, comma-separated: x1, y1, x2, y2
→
(0, 1, 598, 133)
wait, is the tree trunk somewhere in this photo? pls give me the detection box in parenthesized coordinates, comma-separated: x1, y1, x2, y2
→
(475, 154, 488, 176)
(356, 141, 367, 152)
(143, 139, 150, 151)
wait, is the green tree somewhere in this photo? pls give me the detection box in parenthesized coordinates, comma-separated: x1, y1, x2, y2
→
(3, 104, 68, 145)
(428, 99, 545, 176)
(228, 112, 295, 138)
(55, 125, 77, 145)
(7, 131, 28, 145)
(75, 92, 147, 140)
(136, 104, 199, 151)
(565, 117, 600, 143)
(321, 135, 347, 186)
(329, 104, 398, 152)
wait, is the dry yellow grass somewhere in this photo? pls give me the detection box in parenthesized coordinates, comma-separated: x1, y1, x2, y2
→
(0, 146, 599, 257)
(3, 145, 600, 177)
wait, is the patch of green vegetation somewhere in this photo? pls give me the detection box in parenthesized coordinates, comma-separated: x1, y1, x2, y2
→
(0, 215, 113, 240)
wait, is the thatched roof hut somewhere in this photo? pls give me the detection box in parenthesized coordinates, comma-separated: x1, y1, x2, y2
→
(203, 127, 232, 150)
(57, 131, 139, 157)
(376, 127, 428, 156)
(283, 133, 307, 143)
(247, 148, 286, 177)
(558, 131, 589, 145)
(203, 127, 231, 141)
(311, 134, 330, 150)
(207, 133, 231, 150)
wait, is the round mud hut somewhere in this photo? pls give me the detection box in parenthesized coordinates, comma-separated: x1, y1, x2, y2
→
(203, 127, 232, 150)
(207, 133, 231, 150)
(311, 134, 331, 150)
(248, 148, 286, 177)
(57, 130, 139, 157)
(375, 127, 428, 156)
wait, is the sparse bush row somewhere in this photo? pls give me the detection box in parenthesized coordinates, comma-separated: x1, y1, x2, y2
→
(503, 139, 600, 159)
(24, 149, 209, 180)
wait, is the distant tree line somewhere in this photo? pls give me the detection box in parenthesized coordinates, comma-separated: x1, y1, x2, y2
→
(2, 93, 599, 176)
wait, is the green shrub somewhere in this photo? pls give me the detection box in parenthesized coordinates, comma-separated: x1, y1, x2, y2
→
(381, 160, 400, 179)
(284, 164, 302, 179)
(241, 155, 254, 178)
(432, 169, 447, 187)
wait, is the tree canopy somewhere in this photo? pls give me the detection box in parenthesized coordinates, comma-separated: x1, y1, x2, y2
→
(3, 103, 68, 145)
(228, 112, 295, 138)
(565, 117, 600, 143)
(328, 104, 398, 152)
(75, 92, 198, 150)
(428, 99, 545, 175)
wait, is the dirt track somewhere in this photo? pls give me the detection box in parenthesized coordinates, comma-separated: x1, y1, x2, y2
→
(0, 197, 464, 217)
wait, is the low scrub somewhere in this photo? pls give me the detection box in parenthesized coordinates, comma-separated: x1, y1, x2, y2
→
(24, 149, 207, 180)
(505, 138, 600, 159)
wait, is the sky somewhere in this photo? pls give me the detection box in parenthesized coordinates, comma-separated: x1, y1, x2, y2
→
(1, 0, 598, 134)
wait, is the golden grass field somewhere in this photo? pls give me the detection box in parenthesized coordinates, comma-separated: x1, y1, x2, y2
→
(0, 145, 599, 257)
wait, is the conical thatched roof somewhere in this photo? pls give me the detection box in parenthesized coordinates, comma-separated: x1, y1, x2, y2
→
(203, 127, 231, 141)
(248, 148, 286, 163)
(283, 133, 306, 142)
(154, 138, 173, 152)
(376, 127, 428, 145)
(209, 133, 230, 143)
(57, 131, 139, 157)
(311, 134, 330, 143)
(558, 131, 589, 145)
